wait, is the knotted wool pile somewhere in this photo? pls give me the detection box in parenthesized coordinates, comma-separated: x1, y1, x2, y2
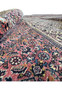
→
(0, 9, 62, 81)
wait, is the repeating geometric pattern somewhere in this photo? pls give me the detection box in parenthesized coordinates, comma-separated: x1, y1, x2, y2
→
(0, 9, 62, 81)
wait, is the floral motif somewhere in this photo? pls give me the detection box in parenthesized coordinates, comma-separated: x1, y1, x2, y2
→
(32, 66, 41, 75)
(11, 66, 27, 73)
(9, 56, 21, 65)
(30, 61, 45, 77)
(38, 52, 50, 60)
(24, 71, 31, 77)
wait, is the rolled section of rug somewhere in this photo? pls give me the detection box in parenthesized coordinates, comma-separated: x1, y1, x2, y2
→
(0, 9, 23, 28)
(0, 9, 23, 39)
(0, 17, 8, 39)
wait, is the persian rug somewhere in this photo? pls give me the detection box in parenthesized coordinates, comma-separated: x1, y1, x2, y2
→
(0, 9, 62, 81)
